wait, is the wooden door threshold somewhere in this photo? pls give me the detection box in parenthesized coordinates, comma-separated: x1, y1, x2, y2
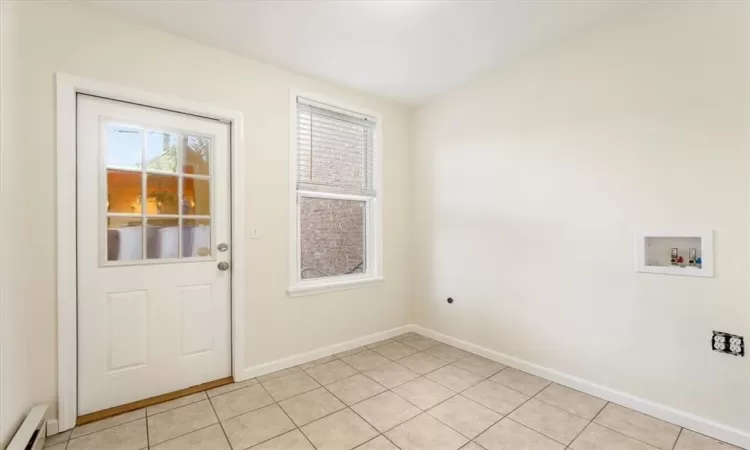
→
(76, 376, 234, 426)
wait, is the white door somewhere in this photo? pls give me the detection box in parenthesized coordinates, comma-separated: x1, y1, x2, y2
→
(77, 95, 231, 415)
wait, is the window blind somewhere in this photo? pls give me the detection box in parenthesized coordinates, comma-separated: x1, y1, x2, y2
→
(297, 97, 376, 196)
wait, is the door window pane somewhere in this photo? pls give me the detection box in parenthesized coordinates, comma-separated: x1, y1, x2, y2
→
(146, 174, 179, 215)
(146, 218, 179, 259)
(299, 197, 366, 279)
(146, 131, 178, 172)
(107, 170, 143, 214)
(106, 123, 142, 169)
(183, 135, 210, 176)
(107, 216, 143, 261)
(102, 124, 214, 264)
(183, 177, 210, 216)
(182, 219, 211, 257)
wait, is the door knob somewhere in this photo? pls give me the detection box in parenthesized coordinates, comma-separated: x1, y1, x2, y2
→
(218, 261, 230, 271)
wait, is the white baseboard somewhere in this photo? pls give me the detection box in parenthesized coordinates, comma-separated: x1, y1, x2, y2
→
(240, 325, 413, 380)
(45, 419, 59, 436)
(412, 325, 750, 449)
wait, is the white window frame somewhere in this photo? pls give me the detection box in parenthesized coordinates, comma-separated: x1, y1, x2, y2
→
(287, 90, 383, 296)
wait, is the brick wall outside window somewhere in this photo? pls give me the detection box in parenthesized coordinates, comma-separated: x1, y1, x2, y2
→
(300, 197, 365, 279)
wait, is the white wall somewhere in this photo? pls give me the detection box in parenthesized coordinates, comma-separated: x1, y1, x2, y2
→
(413, 1, 749, 440)
(1, 2, 35, 446)
(3, 0, 412, 432)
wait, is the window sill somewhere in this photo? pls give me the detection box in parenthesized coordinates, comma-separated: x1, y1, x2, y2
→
(287, 276, 384, 297)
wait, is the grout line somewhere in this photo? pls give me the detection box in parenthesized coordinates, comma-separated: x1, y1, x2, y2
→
(147, 422, 219, 449)
(380, 433, 404, 450)
(205, 393, 231, 450)
(504, 416, 573, 447)
(145, 410, 150, 449)
(353, 434, 383, 449)
(563, 413, 593, 449)
(525, 381, 610, 424)
(426, 396, 502, 443)
(257, 380, 319, 449)
(585, 405, 670, 448)
(312, 371, 405, 449)
(672, 427, 684, 449)
(67, 410, 147, 440)
(588, 420, 665, 449)
(591, 401, 609, 423)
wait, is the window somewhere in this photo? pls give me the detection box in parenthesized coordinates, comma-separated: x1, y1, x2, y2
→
(289, 95, 382, 295)
(105, 122, 213, 263)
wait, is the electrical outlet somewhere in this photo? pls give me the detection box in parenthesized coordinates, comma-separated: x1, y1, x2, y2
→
(712, 331, 744, 357)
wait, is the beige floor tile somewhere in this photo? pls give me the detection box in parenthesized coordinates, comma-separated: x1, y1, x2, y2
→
(221, 404, 295, 449)
(364, 362, 419, 389)
(299, 355, 338, 370)
(425, 344, 470, 363)
(372, 342, 418, 361)
(462, 380, 529, 415)
(385, 413, 468, 450)
(257, 366, 303, 382)
(327, 374, 387, 405)
(427, 395, 501, 439)
(301, 408, 378, 450)
(252, 430, 315, 450)
(210, 384, 274, 421)
(70, 409, 145, 439)
(570, 423, 658, 450)
(674, 429, 743, 450)
(426, 365, 484, 392)
(459, 443, 484, 450)
(394, 332, 419, 341)
(44, 430, 71, 447)
(594, 404, 680, 450)
(355, 435, 399, 449)
(397, 352, 449, 375)
(508, 398, 588, 445)
(400, 335, 442, 351)
(305, 360, 359, 386)
(67, 418, 147, 450)
(148, 400, 218, 445)
(490, 368, 551, 396)
(535, 384, 606, 420)
(44, 444, 66, 450)
(335, 346, 368, 359)
(366, 338, 396, 349)
(207, 379, 259, 398)
(392, 377, 455, 410)
(475, 418, 564, 450)
(453, 356, 506, 378)
(279, 387, 346, 426)
(262, 371, 321, 401)
(343, 350, 391, 371)
(352, 391, 421, 433)
(150, 424, 230, 450)
(147, 392, 208, 416)
(249, 430, 315, 449)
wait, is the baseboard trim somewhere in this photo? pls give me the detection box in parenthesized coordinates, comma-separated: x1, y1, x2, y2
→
(240, 325, 412, 380)
(412, 325, 750, 449)
(45, 419, 59, 437)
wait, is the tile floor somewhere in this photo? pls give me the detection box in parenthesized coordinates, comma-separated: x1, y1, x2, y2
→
(45, 333, 743, 450)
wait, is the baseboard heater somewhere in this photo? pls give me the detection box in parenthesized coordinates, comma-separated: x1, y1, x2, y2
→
(6, 405, 48, 450)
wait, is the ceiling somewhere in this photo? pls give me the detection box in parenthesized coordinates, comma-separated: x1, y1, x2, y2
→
(86, 1, 637, 105)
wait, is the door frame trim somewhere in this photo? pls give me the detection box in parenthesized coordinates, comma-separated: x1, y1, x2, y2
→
(56, 73, 246, 432)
